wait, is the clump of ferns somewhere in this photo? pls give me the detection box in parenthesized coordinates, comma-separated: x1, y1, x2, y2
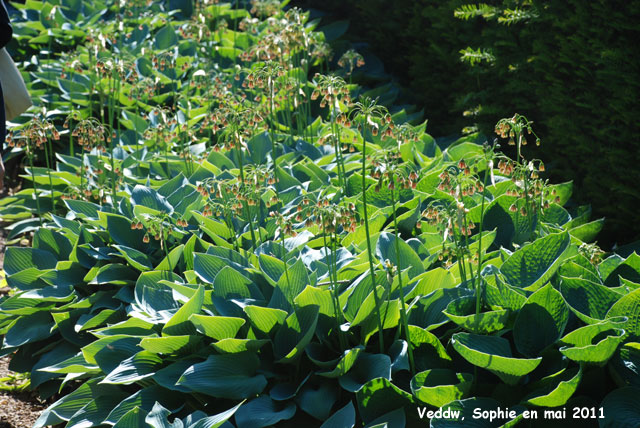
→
(369, 149, 419, 374)
(6, 115, 60, 221)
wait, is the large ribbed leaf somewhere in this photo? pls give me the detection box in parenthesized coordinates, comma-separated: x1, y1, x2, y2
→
(559, 322, 625, 365)
(607, 288, 640, 336)
(560, 276, 621, 323)
(600, 387, 640, 428)
(376, 232, 425, 278)
(523, 365, 582, 407)
(500, 231, 570, 289)
(411, 369, 473, 408)
(101, 351, 162, 384)
(176, 353, 267, 399)
(451, 333, 542, 385)
(273, 305, 319, 363)
(162, 285, 204, 336)
(513, 284, 569, 357)
(235, 395, 296, 428)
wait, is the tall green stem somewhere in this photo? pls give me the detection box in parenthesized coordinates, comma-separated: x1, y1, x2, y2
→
(361, 128, 385, 352)
(390, 182, 415, 374)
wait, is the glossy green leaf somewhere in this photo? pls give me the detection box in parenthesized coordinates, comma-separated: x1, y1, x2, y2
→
(451, 332, 542, 385)
(411, 369, 473, 408)
(513, 284, 569, 356)
(500, 231, 570, 289)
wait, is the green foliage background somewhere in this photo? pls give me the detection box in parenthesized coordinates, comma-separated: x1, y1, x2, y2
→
(296, 0, 640, 248)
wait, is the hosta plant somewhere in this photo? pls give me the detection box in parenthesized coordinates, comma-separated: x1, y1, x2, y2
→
(1, 1, 639, 427)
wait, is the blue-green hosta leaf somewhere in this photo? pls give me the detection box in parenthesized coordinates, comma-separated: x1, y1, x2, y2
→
(409, 326, 452, 372)
(443, 296, 510, 334)
(559, 323, 625, 365)
(513, 284, 569, 357)
(113, 406, 149, 428)
(65, 393, 130, 428)
(484, 275, 527, 311)
(33, 379, 108, 428)
(113, 245, 153, 271)
(570, 218, 604, 243)
(259, 253, 286, 286)
(92, 318, 157, 337)
(106, 213, 148, 252)
(176, 353, 267, 399)
(500, 231, 570, 289)
(603, 252, 640, 286)
(33, 228, 73, 260)
(101, 351, 162, 385)
(297, 380, 339, 420)
(408, 288, 473, 332)
(211, 338, 270, 353)
(39, 353, 99, 375)
(193, 253, 228, 283)
(269, 258, 310, 312)
(154, 24, 179, 50)
(162, 285, 204, 336)
(88, 263, 138, 286)
(3, 311, 55, 347)
(560, 276, 620, 323)
(451, 332, 542, 385)
(75, 308, 124, 332)
(189, 314, 245, 340)
(105, 386, 183, 425)
(430, 397, 526, 427)
(610, 342, 640, 388)
(600, 387, 640, 428)
(338, 353, 391, 393)
(244, 305, 288, 336)
(607, 288, 640, 336)
(376, 232, 425, 279)
(235, 395, 296, 428)
(320, 402, 355, 428)
(294, 285, 335, 317)
(356, 377, 414, 423)
(411, 369, 473, 408)
(187, 402, 243, 428)
(407, 268, 456, 299)
(81, 335, 142, 371)
(317, 346, 365, 378)
(132, 185, 174, 214)
(3, 247, 58, 275)
(139, 335, 202, 355)
(212, 266, 252, 299)
(523, 365, 582, 407)
(273, 305, 319, 363)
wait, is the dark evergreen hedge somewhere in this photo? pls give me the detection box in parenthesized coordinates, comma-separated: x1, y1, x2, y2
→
(296, 0, 640, 248)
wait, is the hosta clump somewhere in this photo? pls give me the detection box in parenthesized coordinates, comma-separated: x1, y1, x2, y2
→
(1, 0, 640, 427)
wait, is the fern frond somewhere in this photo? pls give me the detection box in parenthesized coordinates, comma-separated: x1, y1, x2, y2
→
(454, 3, 499, 21)
(498, 7, 540, 25)
(459, 47, 496, 66)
